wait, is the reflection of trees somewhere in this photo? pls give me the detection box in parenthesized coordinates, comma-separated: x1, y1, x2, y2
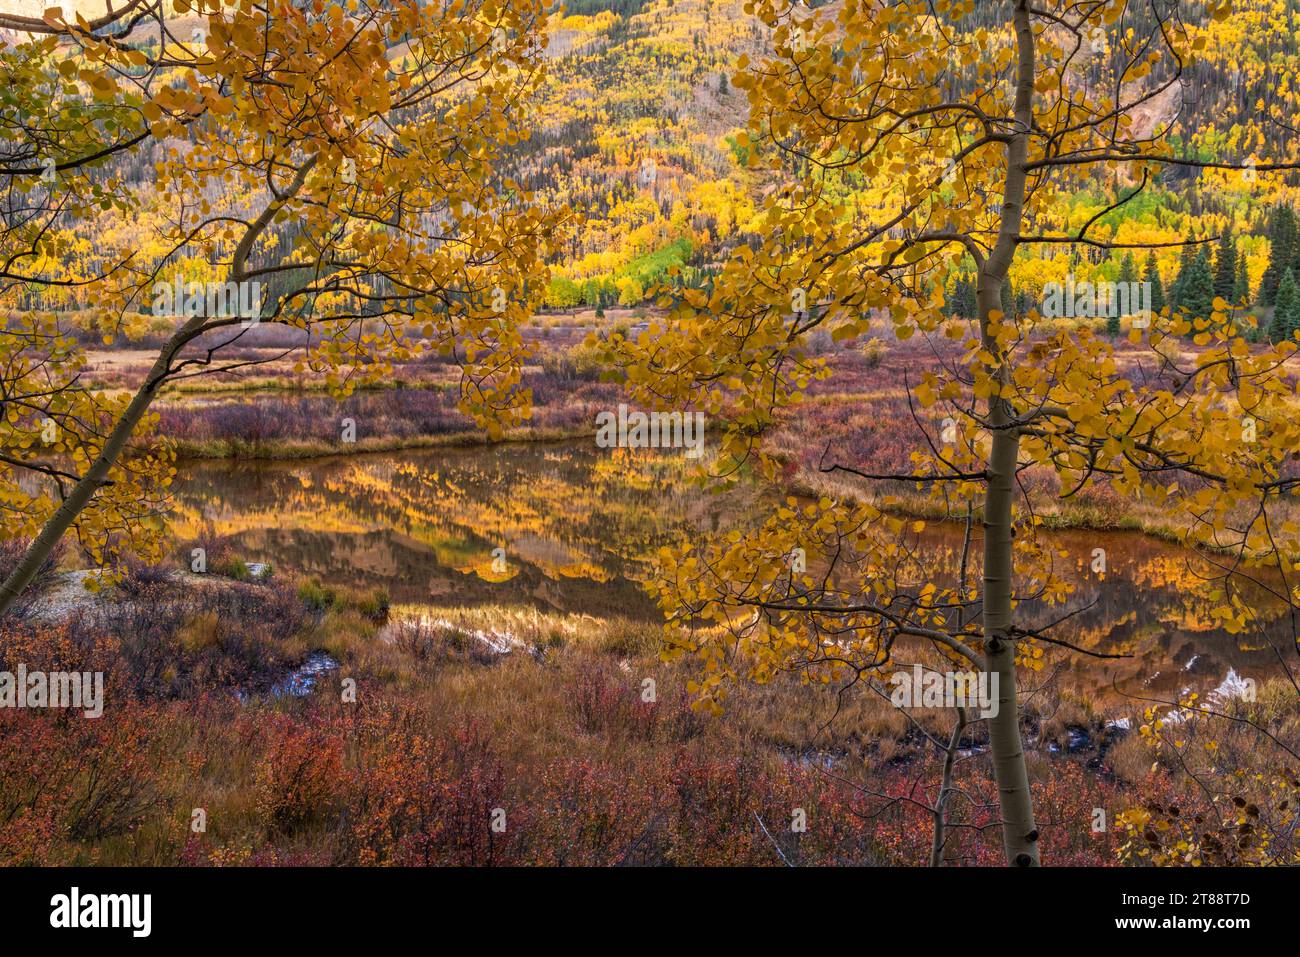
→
(170, 444, 724, 614)
(1008, 532, 1292, 701)
(846, 522, 1293, 701)
(170, 443, 1291, 697)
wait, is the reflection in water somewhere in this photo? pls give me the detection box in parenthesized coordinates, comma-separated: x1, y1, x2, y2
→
(170, 443, 740, 620)
(171, 441, 1294, 706)
(980, 524, 1294, 705)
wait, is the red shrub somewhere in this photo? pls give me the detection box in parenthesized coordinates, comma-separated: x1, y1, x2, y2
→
(254, 716, 343, 838)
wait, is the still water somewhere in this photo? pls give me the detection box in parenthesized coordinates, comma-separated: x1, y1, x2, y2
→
(171, 441, 1295, 706)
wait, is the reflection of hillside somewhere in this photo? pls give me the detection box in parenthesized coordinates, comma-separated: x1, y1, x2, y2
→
(171, 442, 1294, 699)
(172, 443, 726, 618)
(1001, 527, 1294, 703)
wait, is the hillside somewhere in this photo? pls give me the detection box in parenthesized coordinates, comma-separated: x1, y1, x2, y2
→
(6, 0, 1300, 322)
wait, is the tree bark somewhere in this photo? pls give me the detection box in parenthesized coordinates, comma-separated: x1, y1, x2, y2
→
(930, 706, 967, 867)
(976, 0, 1040, 866)
(981, 414, 1039, 866)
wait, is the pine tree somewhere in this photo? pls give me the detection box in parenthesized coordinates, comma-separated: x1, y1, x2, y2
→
(1105, 309, 1120, 338)
(1214, 227, 1237, 303)
(1234, 253, 1250, 307)
(1143, 249, 1166, 314)
(1179, 246, 1216, 322)
(1117, 251, 1137, 285)
(1260, 205, 1296, 305)
(1273, 268, 1299, 342)
(949, 275, 977, 318)
(1170, 238, 1196, 312)
(1109, 253, 1136, 336)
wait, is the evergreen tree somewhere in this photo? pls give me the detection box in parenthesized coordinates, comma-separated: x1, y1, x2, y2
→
(1259, 205, 1296, 305)
(1213, 227, 1237, 304)
(1143, 249, 1165, 314)
(1170, 238, 1196, 311)
(1272, 268, 1299, 342)
(1234, 253, 1250, 307)
(1117, 251, 1137, 285)
(949, 275, 977, 318)
(1000, 276, 1014, 319)
(1179, 246, 1215, 322)
(1110, 252, 1136, 337)
(1105, 309, 1120, 338)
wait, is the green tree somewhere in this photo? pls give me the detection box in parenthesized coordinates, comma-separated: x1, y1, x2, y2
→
(1170, 237, 1197, 311)
(1144, 249, 1166, 314)
(1259, 205, 1296, 305)
(1117, 251, 1138, 285)
(1178, 246, 1216, 322)
(1107, 253, 1135, 337)
(948, 274, 977, 318)
(1234, 251, 1251, 306)
(1272, 268, 1299, 342)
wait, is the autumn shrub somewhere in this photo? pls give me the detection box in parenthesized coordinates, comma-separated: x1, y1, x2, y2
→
(297, 577, 337, 612)
(0, 682, 1139, 866)
(383, 614, 497, 666)
(85, 579, 310, 697)
(254, 718, 344, 839)
(0, 580, 1222, 868)
(158, 368, 623, 452)
(385, 614, 441, 661)
(831, 754, 1128, 867)
(117, 556, 176, 596)
(0, 617, 122, 681)
(0, 703, 182, 862)
(346, 713, 513, 865)
(593, 615, 660, 656)
(297, 579, 389, 626)
(521, 756, 664, 865)
(569, 659, 658, 739)
(1115, 682, 1300, 865)
(176, 611, 223, 655)
(1111, 753, 1293, 866)
(352, 588, 391, 623)
(168, 525, 257, 581)
(159, 389, 467, 447)
(659, 752, 884, 866)
(540, 339, 608, 382)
